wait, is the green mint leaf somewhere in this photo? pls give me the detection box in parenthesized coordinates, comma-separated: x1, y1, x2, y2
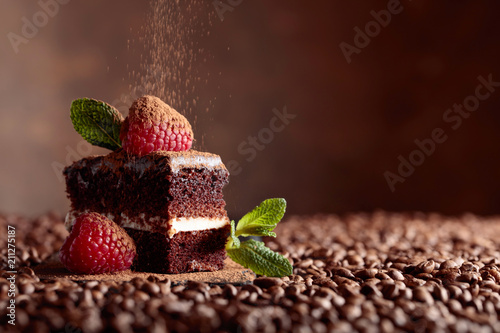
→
(70, 98, 123, 150)
(227, 239, 292, 277)
(235, 198, 286, 238)
(226, 220, 240, 249)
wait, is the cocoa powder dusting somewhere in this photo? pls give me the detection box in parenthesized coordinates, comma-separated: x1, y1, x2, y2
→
(128, 95, 193, 137)
(131, 1, 214, 120)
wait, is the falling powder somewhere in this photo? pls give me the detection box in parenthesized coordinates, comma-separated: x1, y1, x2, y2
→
(130, 0, 215, 121)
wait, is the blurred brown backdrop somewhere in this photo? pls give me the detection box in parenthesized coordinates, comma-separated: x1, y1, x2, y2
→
(2, 0, 500, 218)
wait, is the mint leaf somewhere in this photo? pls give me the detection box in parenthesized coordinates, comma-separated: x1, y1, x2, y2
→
(226, 198, 291, 277)
(235, 198, 286, 238)
(226, 220, 240, 249)
(227, 239, 292, 277)
(70, 98, 123, 150)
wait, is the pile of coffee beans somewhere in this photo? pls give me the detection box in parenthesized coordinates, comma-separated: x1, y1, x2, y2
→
(1, 212, 499, 332)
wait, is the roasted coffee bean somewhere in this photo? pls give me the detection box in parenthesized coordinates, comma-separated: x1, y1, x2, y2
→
(489, 269, 500, 283)
(171, 285, 185, 294)
(242, 283, 263, 296)
(381, 283, 400, 299)
(333, 267, 355, 279)
(187, 280, 209, 292)
(415, 260, 435, 274)
(354, 268, 377, 279)
(413, 286, 434, 304)
(183, 290, 205, 302)
(253, 277, 283, 289)
(440, 260, 458, 270)
(460, 262, 478, 273)
(387, 269, 405, 281)
(142, 281, 160, 294)
(403, 275, 425, 287)
(341, 303, 362, 321)
(375, 272, 391, 280)
(222, 284, 238, 298)
(346, 254, 364, 266)
(19, 282, 35, 295)
(432, 286, 449, 303)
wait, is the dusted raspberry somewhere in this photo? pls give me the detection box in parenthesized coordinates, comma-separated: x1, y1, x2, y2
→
(59, 212, 136, 274)
(120, 96, 193, 156)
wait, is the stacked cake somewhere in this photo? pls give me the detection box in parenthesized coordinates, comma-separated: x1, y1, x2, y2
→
(62, 96, 230, 273)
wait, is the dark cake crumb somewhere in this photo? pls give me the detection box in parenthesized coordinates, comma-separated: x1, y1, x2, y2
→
(126, 225, 230, 274)
(64, 149, 229, 226)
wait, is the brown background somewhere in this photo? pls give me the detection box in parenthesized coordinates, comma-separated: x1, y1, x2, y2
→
(2, 0, 500, 218)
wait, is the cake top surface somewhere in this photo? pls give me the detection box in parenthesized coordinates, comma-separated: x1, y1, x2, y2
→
(67, 148, 227, 173)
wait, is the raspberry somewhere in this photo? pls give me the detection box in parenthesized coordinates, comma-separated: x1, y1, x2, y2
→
(59, 213, 136, 274)
(120, 96, 193, 156)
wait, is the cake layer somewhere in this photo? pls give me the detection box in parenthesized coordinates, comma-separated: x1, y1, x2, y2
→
(65, 210, 229, 238)
(125, 225, 230, 274)
(63, 149, 230, 228)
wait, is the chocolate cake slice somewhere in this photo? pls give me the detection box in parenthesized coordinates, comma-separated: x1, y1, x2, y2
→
(63, 149, 230, 273)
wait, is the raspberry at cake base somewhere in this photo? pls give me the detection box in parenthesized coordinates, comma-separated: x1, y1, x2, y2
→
(63, 96, 231, 274)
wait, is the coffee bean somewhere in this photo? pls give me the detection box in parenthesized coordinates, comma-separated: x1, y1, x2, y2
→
(171, 285, 185, 294)
(242, 284, 262, 296)
(375, 272, 391, 280)
(415, 272, 433, 280)
(142, 281, 160, 294)
(360, 284, 382, 298)
(341, 304, 362, 321)
(354, 268, 378, 279)
(19, 282, 35, 295)
(458, 289, 472, 304)
(382, 283, 400, 299)
(489, 269, 500, 283)
(440, 260, 458, 270)
(448, 299, 463, 313)
(460, 262, 478, 273)
(133, 290, 150, 302)
(298, 258, 314, 268)
(457, 272, 481, 284)
(403, 275, 425, 287)
(222, 284, 237, 298)
(254, 277, 282, 289)
(413, 286, 434, 304)
(387, 269, 405, 281)
(447, 285, 463, 299)
(183, 290, 205, 302)
(432, 286, 449, 303)
(399, 288, 413, 300)
(305, 277, 314, 287)
(187, 280, 209, 292)
(333, 267, 355, 279)
(18, 266, 36, 277)
(346, 255, 364, 266)
(236, 289, 250, 301)
(416, 260, 435, 274)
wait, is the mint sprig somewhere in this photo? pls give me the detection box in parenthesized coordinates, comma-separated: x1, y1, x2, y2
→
(70, 98, 123, 150)
(235, 198, 286, 238)
(226, 198, 293, 277)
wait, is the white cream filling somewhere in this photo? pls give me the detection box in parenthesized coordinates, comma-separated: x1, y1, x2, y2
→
(65, 210, 228, 238)
(170, 154, 223, 172)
